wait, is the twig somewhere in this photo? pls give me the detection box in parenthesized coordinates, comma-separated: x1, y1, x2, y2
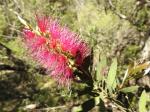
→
(108, 0, 115, 8)
(34, 105, 67, 111)
(120, 68, 129, 88)
(0, 64, 18, 71)
(108, 0, 127, 19)
(125, 95, 135, 112)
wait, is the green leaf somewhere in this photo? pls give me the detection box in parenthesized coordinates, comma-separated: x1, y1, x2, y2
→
(127, 62, 150, 78)
(120, 86, 139, 93)
(139, 91, 147, 112)
(106, 58, 117, 90)
(96, 55, 107, 81)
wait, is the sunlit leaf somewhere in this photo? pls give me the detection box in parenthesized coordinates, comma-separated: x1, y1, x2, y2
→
(17, 15, 29, 28)
(128, 61, 150, 76)
(121, 62, 150, 87)
(139, 90, 147, 112)
(107, 58, 117, 90)
(120, 86, 139, 93)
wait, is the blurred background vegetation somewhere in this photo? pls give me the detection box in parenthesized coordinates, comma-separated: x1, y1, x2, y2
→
(0, 0, 150, 111)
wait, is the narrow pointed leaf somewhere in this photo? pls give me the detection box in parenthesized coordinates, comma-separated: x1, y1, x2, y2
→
(120, 86, 139, 93)
(107, 58, 117, 90)
(139, 91, 147, 112)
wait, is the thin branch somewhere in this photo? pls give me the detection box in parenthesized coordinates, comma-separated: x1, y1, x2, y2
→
(108, 0, 127, 19)
(0, 64, 17, 71)
(34, 105, 67, 111)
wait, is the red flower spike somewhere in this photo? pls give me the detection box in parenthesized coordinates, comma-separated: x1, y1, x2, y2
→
(48, 20, 61, 40)
(23, 29, 35, 40)
(22, 15, 90, 86)
(36, 15, 50, 33)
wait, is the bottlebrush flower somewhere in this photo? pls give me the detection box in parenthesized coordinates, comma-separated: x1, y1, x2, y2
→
(22, 15, 90, 86)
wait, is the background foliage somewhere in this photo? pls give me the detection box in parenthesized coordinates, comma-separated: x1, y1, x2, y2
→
(0, 0, 150, 111)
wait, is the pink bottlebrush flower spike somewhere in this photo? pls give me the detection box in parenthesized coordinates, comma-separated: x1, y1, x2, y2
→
(22, 14, 90, 86)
